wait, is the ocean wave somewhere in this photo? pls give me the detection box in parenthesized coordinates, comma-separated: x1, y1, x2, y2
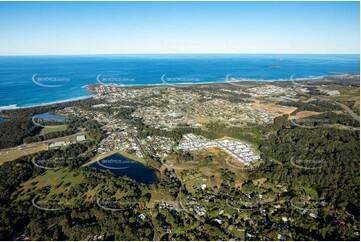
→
(0, 104, 18, 111)
(89, 74, 333, 87)
(0, 96, 93, 110)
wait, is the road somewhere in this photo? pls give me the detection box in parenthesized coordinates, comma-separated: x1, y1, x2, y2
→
(0, 131, 86, 154)
(160, 158, 203, 228)
(329, 99, 359, 122)
(316, 97, 359, 122)
(128, 131, 152, 158)
(291, 80, 360, 123)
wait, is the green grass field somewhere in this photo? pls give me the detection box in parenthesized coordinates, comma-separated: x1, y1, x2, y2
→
(302, 187, 319, 200)
(13, 166, 172, 211)
(40, 125, 68, 135)
(14, 168, 84, 202)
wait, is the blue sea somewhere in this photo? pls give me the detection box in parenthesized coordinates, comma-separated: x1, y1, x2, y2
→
(0, 54, 359, 109)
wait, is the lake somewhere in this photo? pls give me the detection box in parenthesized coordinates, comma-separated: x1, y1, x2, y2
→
(34, 112, 66, 121)
(0, 117, 8, 123)
(90, 153, 159, 184)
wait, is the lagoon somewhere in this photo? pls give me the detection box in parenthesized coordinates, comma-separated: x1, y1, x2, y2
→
(90, 153, 159, 184)
(34, 112, 66, 121)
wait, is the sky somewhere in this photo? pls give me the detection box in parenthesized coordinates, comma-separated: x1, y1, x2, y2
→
(0, 1, 359, 55)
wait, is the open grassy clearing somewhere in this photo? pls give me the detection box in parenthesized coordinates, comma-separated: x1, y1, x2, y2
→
(13, 165, 171, 210)
(251, 103, 297, 115)
(13, 168, 84, 202)
(40, 125, 68, 135)
(171, 147, 248, 192)
(301, 187, 319, 200)
(82, 150, 147, 167)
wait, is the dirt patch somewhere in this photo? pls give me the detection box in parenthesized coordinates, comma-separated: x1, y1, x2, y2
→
(252, 103, 297, 114)
(195, 117, 209, 123)
(290, 111, 322, 120)
(253, 178, 268, 186)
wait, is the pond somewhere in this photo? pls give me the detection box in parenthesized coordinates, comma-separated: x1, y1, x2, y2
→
(0, 118, 8, 123)
(90, 153, 159, 184)
(34, 112, 66, 121)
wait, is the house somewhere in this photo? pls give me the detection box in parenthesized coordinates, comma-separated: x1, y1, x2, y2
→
(246, 233, 256, 238)
(214, 219, 222, 224)
(201, 184, 207, 190)
(309, 213, 319, 219)
(138, 214, 146, 220)
(197, 211, 205, 216)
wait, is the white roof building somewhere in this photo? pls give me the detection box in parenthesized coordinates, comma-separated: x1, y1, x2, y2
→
(309, 213, 319, 219)
(49, 141, 65, 148)
(76, 135, 86, 141)
(214, 219, 222, 224)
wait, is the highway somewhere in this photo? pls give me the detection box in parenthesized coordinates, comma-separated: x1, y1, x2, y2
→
(0, 131, 86, 155)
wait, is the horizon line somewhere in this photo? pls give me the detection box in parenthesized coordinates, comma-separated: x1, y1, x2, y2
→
(0, 53, 360, 57)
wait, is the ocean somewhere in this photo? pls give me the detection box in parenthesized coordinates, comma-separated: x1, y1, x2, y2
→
(0, 54, 359, 109)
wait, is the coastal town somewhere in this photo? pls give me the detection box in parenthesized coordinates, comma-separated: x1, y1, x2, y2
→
(178, 133, 260, 166)
(0, 75, 359, 241)
(88, 83, 305, 130)
(0, 0, 359, 240)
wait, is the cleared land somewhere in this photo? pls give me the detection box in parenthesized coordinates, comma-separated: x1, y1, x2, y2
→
(0, 144, 48, 164)
(0, 132, 87, 164)
(251, 103, 297, 115)
(40, 125, 68, 135)
(168, 146, 248, 192)
(290, 111, 322, 120)
(322, 84, 360, 115)
(82, 150, 147, 167)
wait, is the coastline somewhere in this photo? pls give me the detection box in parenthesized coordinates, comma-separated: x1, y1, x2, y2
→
(85, 73, 343, 90)
(0, 95, 93, 111)
(0, 73, 358, 112)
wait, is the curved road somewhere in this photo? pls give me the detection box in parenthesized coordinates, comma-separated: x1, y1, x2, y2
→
(317, 97, 360, 122)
